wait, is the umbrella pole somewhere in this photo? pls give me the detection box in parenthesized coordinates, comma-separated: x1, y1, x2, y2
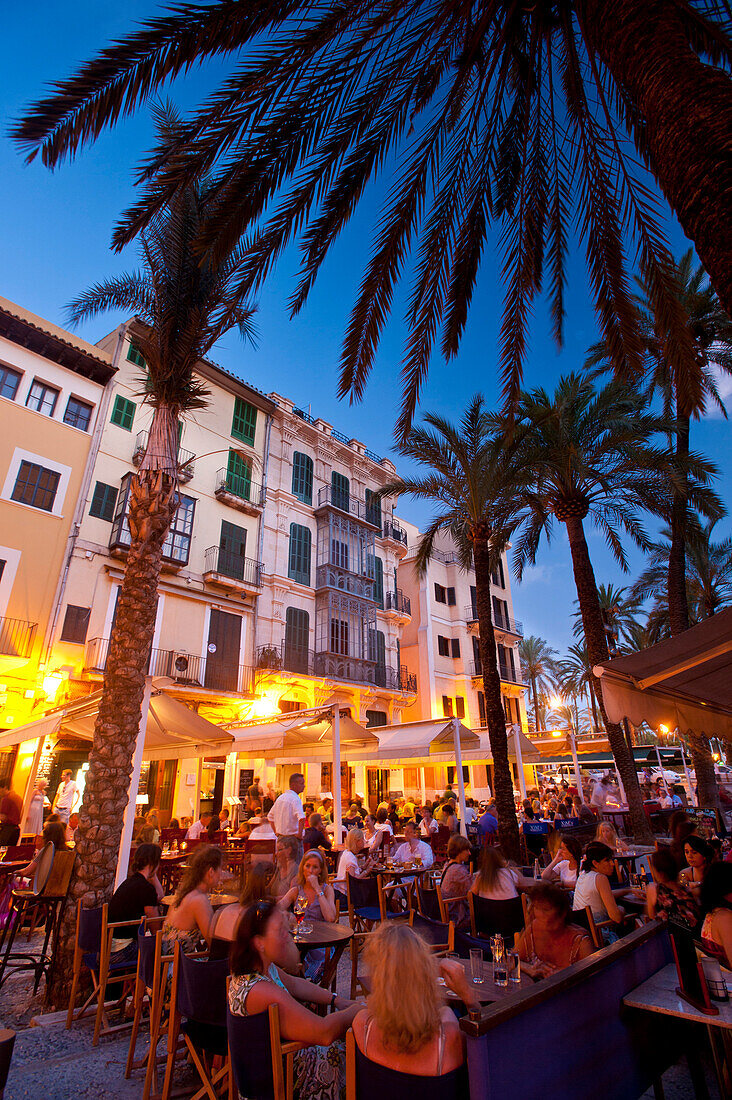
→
(453, 717, 468, 838)
(655, 745, 672, 798)
(333, 704, 342, 841)
(513, 724, 526, 800)
(680, 743, 696, 807)
(115, 676, 153, 889)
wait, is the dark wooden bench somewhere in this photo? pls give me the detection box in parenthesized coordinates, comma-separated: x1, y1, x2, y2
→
(460, 923, 690, 1100)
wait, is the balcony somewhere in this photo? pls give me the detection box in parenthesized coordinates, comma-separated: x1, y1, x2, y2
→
(384, 589, 411, 620)
(132, 431, 195, 482)
(315, 486, 380, 529)
(84, 638, 254, 694)
(464, 605, 523, 637)
(470, 658, 522, 685)
(214, 469, 266, 515)
(315, 565, 374, 600)
(203, 547, 263, 593)
(381, 520, 408, 556)
(255, 644, 417, 694)
(0, 616, 37, 663)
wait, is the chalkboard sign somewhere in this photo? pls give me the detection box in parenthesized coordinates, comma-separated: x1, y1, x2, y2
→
(686, 807, 726, 838)
(239, 768, 254, 801)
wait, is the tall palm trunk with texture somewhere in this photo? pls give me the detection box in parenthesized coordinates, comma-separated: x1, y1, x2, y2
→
(48, 410, 177, 1005)
(585, 0, 732, 317)
(531, 676, 540, 733)
(562, 513, 653, 843)
(473, 532, 520, 861)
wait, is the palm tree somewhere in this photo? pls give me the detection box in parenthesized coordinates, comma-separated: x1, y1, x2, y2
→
(571, 583, 642, 654)
(508, 373, 707, 841)
(518, 636, 557, 733)
(13, 3, 732, 436)
(382, 397, 527, 859)
(555, 643, 600, 731)
(49, 106, 257, 1004)
(587, 249, 732, 633)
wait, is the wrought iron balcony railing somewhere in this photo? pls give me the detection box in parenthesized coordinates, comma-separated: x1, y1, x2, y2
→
(214, 469, 266, 508)
(464, 605, 523, 636)
(203, 547, 263, 587)
(84, 638, 254, 694)
(385, 589, 411, 616)
(0, 616, 37, 659)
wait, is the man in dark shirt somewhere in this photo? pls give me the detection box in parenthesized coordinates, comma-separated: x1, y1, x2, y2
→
(108, 844, 163, 964)
(302, 812, 332, 852)
(477, 804, 499, 836)
(0, 786, 22, 846)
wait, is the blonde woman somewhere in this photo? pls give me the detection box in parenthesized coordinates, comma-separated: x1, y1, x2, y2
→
(162, 844, 223, 951)
(280, 849, 336, 980)
(593, 821, 628, 854)
(352, 923, 476, 1081)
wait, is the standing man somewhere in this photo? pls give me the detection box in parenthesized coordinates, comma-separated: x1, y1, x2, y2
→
(0, 784, 23, 846)
(52, 769, 79, 825)
(268, 772, 306, 858)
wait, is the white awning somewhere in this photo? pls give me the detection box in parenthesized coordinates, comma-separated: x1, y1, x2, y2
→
(228, 707, 378, 759)
(375, 719, 479, 759)
(0, 691, 233, 760)
(594, 607, 732, 741)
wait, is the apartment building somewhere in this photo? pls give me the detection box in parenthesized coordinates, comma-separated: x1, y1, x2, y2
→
(397, 521, 527, 733)
(253, 391, 418, 729)
(0, 296, 115, 786)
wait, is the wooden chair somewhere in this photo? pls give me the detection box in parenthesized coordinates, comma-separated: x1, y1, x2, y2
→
(570, 905, 605, 950)
(467, 893, 524, 941)
(0, 843, 65, 992)
(227, 1000, 305, 1100)
(66, 900, 142, 1045)
(161, 942, 230, 1100)
(124, 924, 173, 1100)
(408, 911, 455, 953)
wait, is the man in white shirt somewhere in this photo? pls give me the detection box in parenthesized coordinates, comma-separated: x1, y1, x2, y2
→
(393, 821, 434, 869)
(186, 810, 212, 839)
(590, 775, 618, 811)
(463, 799, 477, 827)
(52, 770, 80, 825)
(268, 773, 306, 857)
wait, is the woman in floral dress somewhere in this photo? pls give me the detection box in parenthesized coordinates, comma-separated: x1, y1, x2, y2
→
(228, 901, 360, 1100)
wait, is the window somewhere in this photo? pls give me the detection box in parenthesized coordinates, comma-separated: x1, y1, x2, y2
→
(366, 710, 387, 728)
(279, 699, 304, 713)
(331, 536, 349, 571)
(291, 451, 313, 504)
(442, 695, 454, 718)
(477, 691, 487, 727)
(63, 396, 93, 431)
(373, 557, 384, 609)
(89, 481, 118, 522)
(330, 618, 349, 654)
(11, 461, 60, 511)
(365, 488, 381, 530)
(110, 394, 136, 431)
(437, 635, 450, 657)
(447, 587, 456, 606)
(0, 365, 21, 400)
(0, 560, 5, 584)
(451, 637, 461, 658)
(26, 379, 59, 416)
(60, 605, 90, 644)
(218, 520, 247, 579)
(493, 596, 509, 630)
(285, 607, 310, 672)
(470, 585, 478, 618)
(288, 523, 312, 586)
(162, 494, 196, 564)
(504, 696, 520, 725)
(434, 583, 446, 603)
(491, 558, 506, 588)
(498, 644, 516, 680)
(231, 396, 257, 445)
(127, 342, 146, 367)
(455, 696, 465, 719)
(331, 471, 350, 512)
(370, 629, 386, 682)
(226, 449, 252, 500)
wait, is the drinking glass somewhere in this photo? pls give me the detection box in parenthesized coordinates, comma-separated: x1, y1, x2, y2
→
(507, 951, 521, 984)
(299, 920, 313, 936)
(492, 941, 508, 987)
(469, 948, 484, 984)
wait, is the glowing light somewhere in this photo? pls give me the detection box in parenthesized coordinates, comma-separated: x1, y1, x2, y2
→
(246, 692, 281, 720)
(550, 695, 563, 709)
(659, 724, 669, 734)
(24, 689, 35, 700)
(42, 671, 67, 701)
(551, 729, 563, 738)
(713, 753, 721, 762)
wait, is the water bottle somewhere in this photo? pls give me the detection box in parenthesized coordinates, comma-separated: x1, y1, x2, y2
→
(492, 933, 508, 986)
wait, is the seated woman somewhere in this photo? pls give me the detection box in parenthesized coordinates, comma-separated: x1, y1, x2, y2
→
(302, 812, 332, 852)
(439, 835, 473, 929)
(162, 844, 223, 951)
(470, 847, 531, 902)
(334, 828, 376, 902)
(279, 849, 337, 980)
(699, 862, 732, 970)
(212, 861, 274, 949)
(419, 806, 439, 836)
(441, 804, 459, 836)
(516, 883, 593, 978)
(668, 812, 696, 870)
(352, 922, 475, 1083)
(18, 820, 68, 879)
(229, 901, 360, 1100)
(593, 821, 629, 854)
(270, 836, 301, 899)
(679, 835, 713, 899)
(646, 847, 700, 930)
(373, 807, 394, 844)
(572, 842, 626, 941)
(541, 835, 582, 890)
(362, 814, 384, 855)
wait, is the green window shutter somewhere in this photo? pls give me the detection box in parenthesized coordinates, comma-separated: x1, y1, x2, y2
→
(232, 396, 257, 445)
(288, 523, 312, 586)
(374, 557, 384, 609)
(126, 342, 146, 368)
(331, 471, 349, 511)
(375, 630, 386, 669)
(110, 394, 136, 431)
(365, 489, 381, 530)
(285, 607, 310, 671)
(291, 451, 313, 504)
(89, 481, 118, 522)
(227, 449, 252, 500)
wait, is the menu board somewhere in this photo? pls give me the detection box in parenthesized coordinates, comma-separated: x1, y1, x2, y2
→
(238, 768, 254, 801)
(686, 807, 725, 838)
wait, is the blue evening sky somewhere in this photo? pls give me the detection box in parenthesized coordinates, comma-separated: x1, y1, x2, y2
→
(2, 2, 730, 657)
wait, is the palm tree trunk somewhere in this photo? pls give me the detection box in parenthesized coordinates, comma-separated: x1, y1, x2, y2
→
(588, 681, 599, 731)
(473, 536, 520, 861)
(668, 413, 690, 635)
(47, 463, 176, 1007)
(563, 515, 653, 842)
(584, 0, 732, 317)
(531, 675, 540, 733)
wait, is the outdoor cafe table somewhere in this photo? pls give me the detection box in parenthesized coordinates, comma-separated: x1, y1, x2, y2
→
(294, 919, 353, 990)
(615, 845, 655, 873)
(160, 892, 238, 909)
(361, 956, 532, 1005)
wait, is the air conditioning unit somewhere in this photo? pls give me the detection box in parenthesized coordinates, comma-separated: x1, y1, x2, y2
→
(172, 651, 194, 682)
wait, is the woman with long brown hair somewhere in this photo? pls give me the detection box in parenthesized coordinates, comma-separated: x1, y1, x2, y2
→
(162, 844, 223, 950)
(470, 847, 530, 901)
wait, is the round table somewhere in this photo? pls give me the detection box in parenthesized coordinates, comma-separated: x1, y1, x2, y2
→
(160, 892, 238, 908)
(441, 956, 532, 1004)
(294, 919, 353, 989)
